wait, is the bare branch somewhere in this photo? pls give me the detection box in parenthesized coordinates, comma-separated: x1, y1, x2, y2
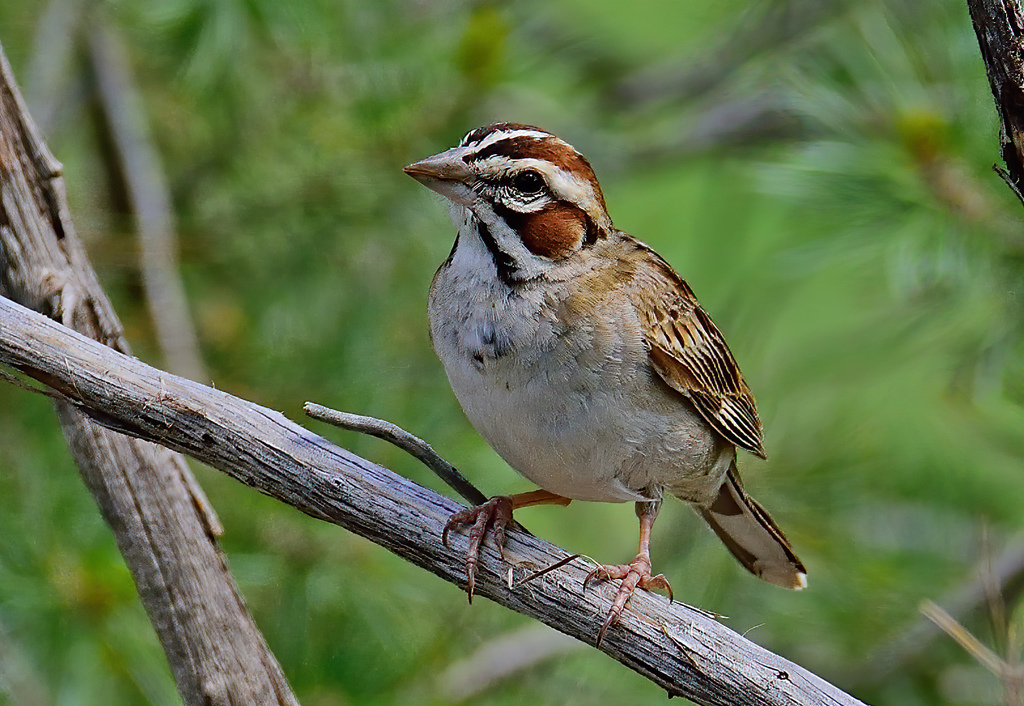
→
(305, 402, 488, 506)
(0, 295, 867, 706)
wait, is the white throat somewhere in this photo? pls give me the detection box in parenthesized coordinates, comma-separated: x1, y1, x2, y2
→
(447, 202, 549, 283)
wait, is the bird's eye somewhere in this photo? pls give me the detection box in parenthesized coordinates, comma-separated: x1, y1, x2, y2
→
(512, 170, 544, 194)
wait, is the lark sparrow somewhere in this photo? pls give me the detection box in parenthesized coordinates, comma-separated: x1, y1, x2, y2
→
(405, 123, 806, 644)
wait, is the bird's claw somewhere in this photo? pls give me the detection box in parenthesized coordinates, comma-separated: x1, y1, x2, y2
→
(584, 555, 674, 647)
(443, 496, 513, 602)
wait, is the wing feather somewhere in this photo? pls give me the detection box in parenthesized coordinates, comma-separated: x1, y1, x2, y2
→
(629, 243, 767, 458)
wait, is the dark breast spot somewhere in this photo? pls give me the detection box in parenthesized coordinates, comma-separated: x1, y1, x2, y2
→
(465, 319, 511, 370)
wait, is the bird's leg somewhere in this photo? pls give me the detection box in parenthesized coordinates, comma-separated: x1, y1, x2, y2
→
(443, 489, 571, 602)
(584, 499, 673, 646)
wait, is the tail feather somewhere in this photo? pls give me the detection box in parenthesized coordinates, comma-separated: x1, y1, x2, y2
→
(695, 463, 806, 590)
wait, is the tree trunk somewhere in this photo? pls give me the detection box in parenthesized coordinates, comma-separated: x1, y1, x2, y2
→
(0, 41, 299, 706)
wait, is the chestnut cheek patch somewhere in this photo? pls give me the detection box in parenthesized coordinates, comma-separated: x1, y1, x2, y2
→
(518, 203, 588, 259)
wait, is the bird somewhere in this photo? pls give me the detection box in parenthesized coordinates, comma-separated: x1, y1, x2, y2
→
(404, 123, 805, 645)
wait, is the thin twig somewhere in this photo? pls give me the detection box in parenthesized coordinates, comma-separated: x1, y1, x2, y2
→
(304, 402, 488, 506)
(994, 164, 1024, 209)
(0, 367, 60, 399)
(920, 600, 1005, 675)
(515, 553, 583, 588)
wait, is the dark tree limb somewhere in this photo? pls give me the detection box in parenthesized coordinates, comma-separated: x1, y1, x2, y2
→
(0, 295, 868, 706)
(967, 0, 1024, 206)
(0, 41, 297, 705)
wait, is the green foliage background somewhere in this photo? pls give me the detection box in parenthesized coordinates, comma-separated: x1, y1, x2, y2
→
(1, 0, 1023, 704)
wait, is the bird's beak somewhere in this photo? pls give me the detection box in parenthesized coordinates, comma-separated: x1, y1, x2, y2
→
(404, 147, 472, 183)
(404, 147, 475, 204)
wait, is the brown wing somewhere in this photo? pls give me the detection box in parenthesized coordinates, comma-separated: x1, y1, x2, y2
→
(631, 246, 767, 458)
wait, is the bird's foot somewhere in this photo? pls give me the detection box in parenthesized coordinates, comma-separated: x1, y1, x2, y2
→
(584, 554, 674, 647)
(442, 496, 514, 603)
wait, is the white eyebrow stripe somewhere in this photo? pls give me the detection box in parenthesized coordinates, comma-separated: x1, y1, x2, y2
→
(470, 128, 551, 151)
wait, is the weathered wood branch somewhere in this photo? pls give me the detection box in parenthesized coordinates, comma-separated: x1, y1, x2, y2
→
(0, 295, 867, 706)
(0, 40, 298, 704)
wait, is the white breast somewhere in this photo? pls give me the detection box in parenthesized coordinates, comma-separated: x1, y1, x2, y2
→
(428, 228, 722, 504)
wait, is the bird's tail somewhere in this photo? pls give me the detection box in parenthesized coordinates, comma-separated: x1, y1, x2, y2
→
(694, 462, 806, 590)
